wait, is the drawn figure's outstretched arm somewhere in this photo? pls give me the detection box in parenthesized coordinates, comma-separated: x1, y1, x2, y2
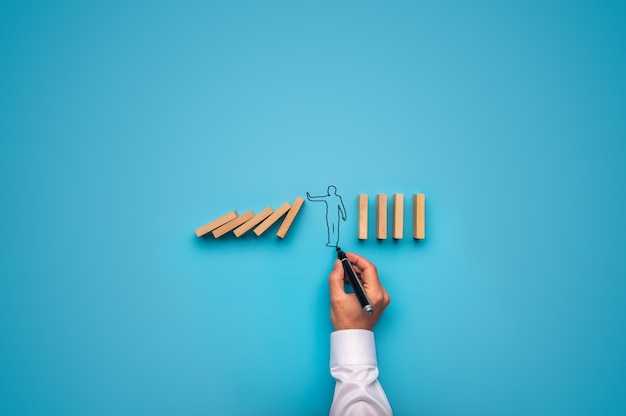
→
(307, 192, 327, 202)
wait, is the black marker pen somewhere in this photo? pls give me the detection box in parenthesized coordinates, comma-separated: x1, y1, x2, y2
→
(336, 246, 374, 315)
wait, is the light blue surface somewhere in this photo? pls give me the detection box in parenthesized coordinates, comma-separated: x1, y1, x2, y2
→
(1, 1, 625, 415)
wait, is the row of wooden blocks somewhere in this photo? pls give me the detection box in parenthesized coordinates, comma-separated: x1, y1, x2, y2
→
(359, 193, 425, 240)
(195, 197, 305, 239)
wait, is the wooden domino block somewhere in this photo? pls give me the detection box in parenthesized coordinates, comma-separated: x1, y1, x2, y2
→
(393, 193, 404, 239)
(277, 197, 305, 238)
(254, 202, 291, 236)
(358, 194, 368, 240)
(413, 193, 425, 239)
(377, 194, 387, 240)
(212, 210, 254, 238)
(195, 210, 238, 237)
(233, 206, 273, 237)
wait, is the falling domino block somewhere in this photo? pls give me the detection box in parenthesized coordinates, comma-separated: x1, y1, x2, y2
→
(393, 193, 404, 239)
(358, 194, 368, 240)
(212, 211, 254, 238)
(276, 197, 305, 238)
(413, 193, 425, 239)
(377, 194, 387, 240)
(254, 202, 291, 236)
(195, 210, 238, 237)
(233, 206, 274, 237)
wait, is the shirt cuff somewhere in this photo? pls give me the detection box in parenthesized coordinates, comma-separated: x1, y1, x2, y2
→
(330, 329, 377, 368)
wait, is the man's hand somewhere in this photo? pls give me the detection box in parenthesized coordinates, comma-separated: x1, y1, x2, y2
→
(328, 252, 390, 330)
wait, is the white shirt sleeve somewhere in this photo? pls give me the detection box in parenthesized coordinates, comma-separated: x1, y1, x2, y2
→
(329, 329, 393, 416)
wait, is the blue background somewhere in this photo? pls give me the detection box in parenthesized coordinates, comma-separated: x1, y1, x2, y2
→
(1, 1, 625, 415)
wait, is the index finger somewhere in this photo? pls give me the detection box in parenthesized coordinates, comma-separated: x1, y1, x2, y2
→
(345, 252, 381, 286)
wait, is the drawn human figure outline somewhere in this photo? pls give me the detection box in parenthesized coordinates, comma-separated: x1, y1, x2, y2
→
(306, 185, 347, 247)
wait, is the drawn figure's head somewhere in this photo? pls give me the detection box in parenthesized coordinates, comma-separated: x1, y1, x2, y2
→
(327, 185, 337, 195)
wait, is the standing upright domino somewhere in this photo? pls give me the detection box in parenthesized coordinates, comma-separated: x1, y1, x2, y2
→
(413, 193, 425, 239)
(377, 194, 387, 240)
(358, 194, 368, 240)
(393, 193, 404, 239)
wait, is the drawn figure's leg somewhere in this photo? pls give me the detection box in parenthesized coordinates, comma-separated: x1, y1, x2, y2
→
(328, 214, 339, 247)
(327, 223, 335, 247)
(325, 214, 331, 246)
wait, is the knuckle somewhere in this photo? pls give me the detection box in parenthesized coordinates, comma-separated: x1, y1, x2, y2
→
(370, 291, 384, 305)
